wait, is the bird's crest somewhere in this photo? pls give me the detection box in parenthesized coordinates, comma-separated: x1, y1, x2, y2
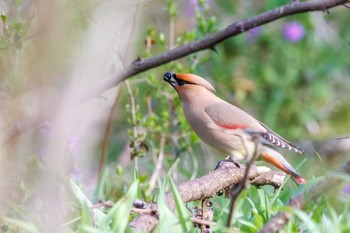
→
(175, 73, 216, 93)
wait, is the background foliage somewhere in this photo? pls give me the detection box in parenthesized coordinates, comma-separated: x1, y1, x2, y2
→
(0, 0, 349, 232)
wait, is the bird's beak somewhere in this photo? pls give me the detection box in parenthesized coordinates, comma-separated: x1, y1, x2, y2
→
(163, 72, 178, 87)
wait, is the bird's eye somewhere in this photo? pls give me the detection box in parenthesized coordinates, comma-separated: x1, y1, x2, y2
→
(163, 72, 173, 81)
(177, 79, 186, 86)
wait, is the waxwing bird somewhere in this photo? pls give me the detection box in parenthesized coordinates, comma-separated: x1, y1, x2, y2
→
(163, 72, 306, 184)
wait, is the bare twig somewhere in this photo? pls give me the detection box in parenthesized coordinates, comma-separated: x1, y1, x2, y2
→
(90, 200, 114, 209)
(97, 3, 139, 179)
(79, 0, 348, 102)
(343, 3, 350, 8)
(201, 199, 207, 233)
(131, 207, 156, 215)
(125, 80, 139, 169)
(97, 88, 121, 180)
(191, 217, 216, 227)
(227, 136, 260, 227)
(147, 134, 166, 195)
(2, 0, 348, 144)
(319, 136, 350, 158)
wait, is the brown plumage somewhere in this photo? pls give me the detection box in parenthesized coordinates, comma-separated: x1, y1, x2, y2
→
(163, 72, 306, 184)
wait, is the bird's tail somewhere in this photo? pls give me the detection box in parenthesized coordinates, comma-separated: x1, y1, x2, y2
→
(260, 147, 306, 185)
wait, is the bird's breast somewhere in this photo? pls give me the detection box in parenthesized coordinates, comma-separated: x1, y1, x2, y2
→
(181, 102, 249, 160)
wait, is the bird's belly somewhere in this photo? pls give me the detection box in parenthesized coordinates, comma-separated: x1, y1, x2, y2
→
(187, 117, 248, 160)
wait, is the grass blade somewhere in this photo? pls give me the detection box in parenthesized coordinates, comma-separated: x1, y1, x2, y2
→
(102, 179, 139, 232)
(168, 176, 193, 232)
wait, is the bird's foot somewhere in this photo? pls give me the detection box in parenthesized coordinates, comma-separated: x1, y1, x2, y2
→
(214, 155, 241, 170)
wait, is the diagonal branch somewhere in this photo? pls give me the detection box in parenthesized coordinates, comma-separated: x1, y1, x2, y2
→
(128, 162, 285, 232)
(164, 162, 285, 210)
(129, 157, 350, 232)
(82, 0, 348, 100)
(2, 0, 348, 144)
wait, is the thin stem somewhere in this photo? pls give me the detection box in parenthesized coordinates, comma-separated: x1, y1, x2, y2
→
(125, 80, 139, 169)
(200, 199, 206, 233)
(226, 137, 260, 227)
(97, 2, 139, 179)
(147, 134, 166, 195)
(191, 217, 215, 227)
(97, 88, 121, 179)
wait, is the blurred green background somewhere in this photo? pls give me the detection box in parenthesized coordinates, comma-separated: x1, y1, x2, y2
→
(1, 0, 350, 232)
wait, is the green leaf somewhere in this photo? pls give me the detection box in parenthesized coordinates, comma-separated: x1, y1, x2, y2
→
(270, 174, 289, 205)
(280, 206, 321, 233)
(3, 217, 39, 233)
(245, 197, 258, 214)
(79, 201, 93, 232)
(167, 0, 177, 17)
(238, 218, 257, 232)
(157, 178, 182, 233)
(1, 14, 6, 23)
(61, 216, 81, 228)
(94, 168, 108, 199)
(328, 171, 350, 182)
(70, 180, 105, 226)
(167, 158, 180, 176)
(133, 166, 138, 181)
(102, 180, 139, 232)
(79, 225, 104, 233)
(251, 211, 264, 231)
(168, 177, 193, 232)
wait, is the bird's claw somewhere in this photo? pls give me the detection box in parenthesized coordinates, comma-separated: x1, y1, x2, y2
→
(214, 155, 241, 170)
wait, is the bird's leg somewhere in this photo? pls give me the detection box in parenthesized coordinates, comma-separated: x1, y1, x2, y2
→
(214, 155, 241, 170)
(200, 199, 206, 232)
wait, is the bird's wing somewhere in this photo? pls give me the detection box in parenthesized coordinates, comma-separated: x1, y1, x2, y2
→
(204, 101, 266, 133)
(259, 121, 304, 154)
(205, 101, 304, 154)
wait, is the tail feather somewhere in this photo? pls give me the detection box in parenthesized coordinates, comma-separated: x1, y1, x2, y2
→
(259, 122, 303, 154)
(261, 147, 306, 185)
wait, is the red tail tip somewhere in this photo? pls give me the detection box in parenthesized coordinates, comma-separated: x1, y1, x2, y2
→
(296, 177, 307, 184)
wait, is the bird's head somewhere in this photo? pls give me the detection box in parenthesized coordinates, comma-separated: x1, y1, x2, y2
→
(163, 72, 216, 94)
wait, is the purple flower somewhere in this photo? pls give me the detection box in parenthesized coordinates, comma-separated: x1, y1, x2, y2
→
(39, 147, 48, 159)
(71, 166, 81, 183)
(343, 184, 350, 194)
(40, 121, 55, 136)
(282, 21, 305, 43)
(246, 27, 262, 43)
(186, 0, 198, 17)
(66, 134, 80, 155)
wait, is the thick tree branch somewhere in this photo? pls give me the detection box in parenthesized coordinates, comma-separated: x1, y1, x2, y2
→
(164, 162, 285, 210)
(129, 158, 350, 232)
(128, 162, 285, 232)
(260, 158, 350, 233)
(1, 0, 348, 144)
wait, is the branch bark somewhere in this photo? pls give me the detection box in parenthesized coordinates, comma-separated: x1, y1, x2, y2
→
(129, 162, 285, 232)
(2, 0, 348, 144)
(164, 162, 285, 210)
(129, 158, 350, 232)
